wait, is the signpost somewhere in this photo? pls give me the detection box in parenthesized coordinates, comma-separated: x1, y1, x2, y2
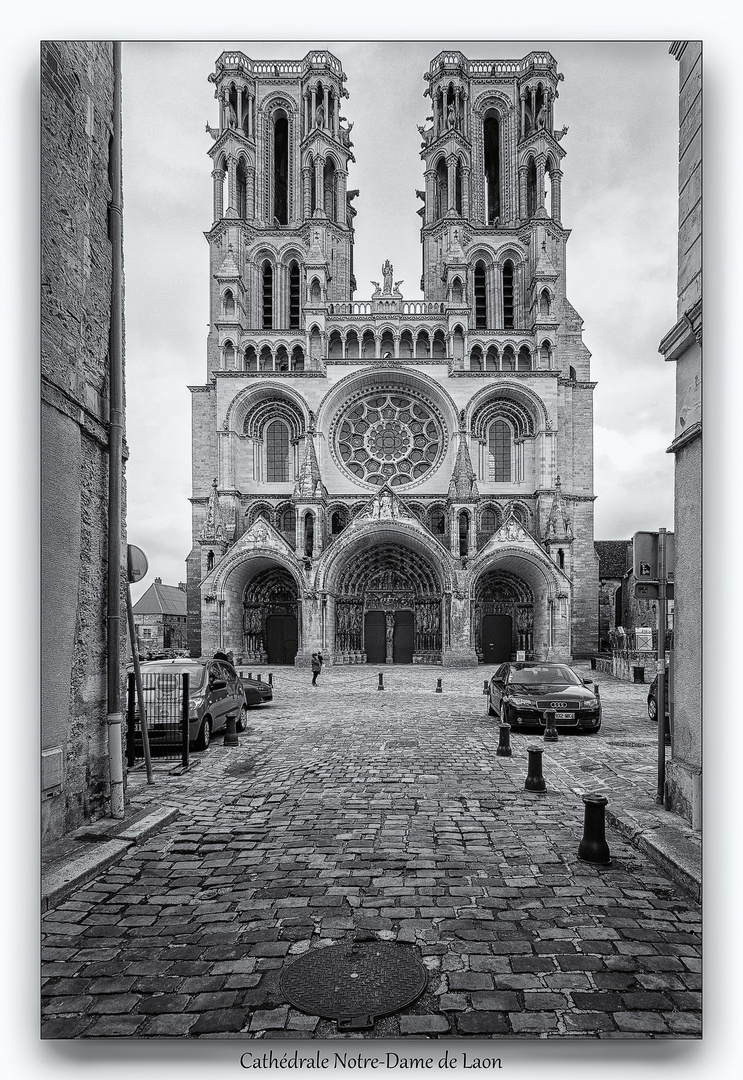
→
(632, 529, 673, 804)
(126, 544, 153, 784)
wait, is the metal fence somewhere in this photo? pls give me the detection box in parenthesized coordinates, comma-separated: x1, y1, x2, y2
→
(126, 670, 190, 767)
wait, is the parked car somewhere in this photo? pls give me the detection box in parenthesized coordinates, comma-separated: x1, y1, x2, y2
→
(647, 673, 670, 721)
(236, 667, 274, 708)
(131, 657, 247, 749)
(488, 661, 602, 732)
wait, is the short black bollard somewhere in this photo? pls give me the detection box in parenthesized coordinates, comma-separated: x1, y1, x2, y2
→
(224, 710, 239, 748)
(524, 745, 546, 792)
(378, 672, 385, 691)
(435, 677, 442, 693)
(483, 679, 489, 695)
(594, 683, 600, 697)
(268, 673, 273, 687)
(543, 710, 559, 742)
(496, 723, 512, 757)
(257, 673, 262, 682)
(577, 794, 611, 864)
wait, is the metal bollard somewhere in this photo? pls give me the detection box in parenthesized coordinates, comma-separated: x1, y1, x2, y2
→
(543, 710, 559, 743)
(594, 684, 600, 697)
(378, 672, 385, 691)
(577, 794, 611, 864)
(224, 710, 239, 748)
(496, 723, 512, 757)
(524, 745, 546, 792)
(483, 679, 489, 695)
(257, 673, 262, 682)
(435, 677, 442, 693)
(268, 673, 273, 687)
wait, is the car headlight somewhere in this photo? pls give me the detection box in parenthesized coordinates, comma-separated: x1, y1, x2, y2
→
(188, 696, 205, 719)
(508, 696, 535, 709)
(581, 697, 599, 709)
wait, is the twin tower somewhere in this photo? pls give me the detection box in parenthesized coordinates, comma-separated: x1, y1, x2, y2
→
(188, 49, 597, 666)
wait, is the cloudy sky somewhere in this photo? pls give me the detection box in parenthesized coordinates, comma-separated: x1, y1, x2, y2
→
(121, 39, 680, 599)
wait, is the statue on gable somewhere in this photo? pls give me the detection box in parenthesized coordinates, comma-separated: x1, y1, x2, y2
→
(339, 119, 354, 148)
(382, 260, 394, 293)
(535, 102, 547, 130)
(315, 102, 325, 129)
(380, 490, 393, 518)
(447, 102, 457, 129)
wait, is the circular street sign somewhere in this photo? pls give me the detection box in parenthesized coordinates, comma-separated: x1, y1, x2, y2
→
(127, 544, 149, 583)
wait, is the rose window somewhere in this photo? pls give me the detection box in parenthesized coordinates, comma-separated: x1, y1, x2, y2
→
(334, 391, 444, 487)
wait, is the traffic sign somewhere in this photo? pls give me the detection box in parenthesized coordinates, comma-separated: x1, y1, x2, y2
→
(127, 544, 149, 583)
(632, 531, 675, 583)
(634, 582, 674, 600)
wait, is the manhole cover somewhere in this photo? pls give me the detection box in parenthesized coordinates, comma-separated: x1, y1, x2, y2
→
(280, 942, 428, 1031)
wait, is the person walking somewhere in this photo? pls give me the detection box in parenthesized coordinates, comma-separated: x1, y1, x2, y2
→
(311, 651, 323, 687)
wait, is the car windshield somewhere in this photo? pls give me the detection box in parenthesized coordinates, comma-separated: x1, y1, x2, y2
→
(508, 665, 581, 687)
(140, 664, 206, 690)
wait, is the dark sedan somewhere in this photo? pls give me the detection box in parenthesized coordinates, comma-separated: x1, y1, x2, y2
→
(488, 661, 602, 732)
(647, 673, 669, 721)
(236, 668, 274, 708)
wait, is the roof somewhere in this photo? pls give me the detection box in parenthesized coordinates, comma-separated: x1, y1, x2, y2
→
(595, 540, 630, 580)
(133, 581, 187, 617)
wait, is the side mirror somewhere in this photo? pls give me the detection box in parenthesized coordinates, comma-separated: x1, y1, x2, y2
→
(210, 679, 227, 691)
(582, 678, 593, 685)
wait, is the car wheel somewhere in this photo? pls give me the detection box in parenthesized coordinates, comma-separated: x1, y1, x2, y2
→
(195, 717, 211, 750)
(648, 697, 658, 721)
(236, 704, 248, 733)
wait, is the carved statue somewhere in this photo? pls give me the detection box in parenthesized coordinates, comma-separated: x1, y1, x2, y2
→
(415, 189, 425, 201)
(535, 102, 547, 130)
(417, 123, 433, 147)
(554, 125, 569, 141)
(227, 100, 238, 130)
(315, 103, 325, 129)
(205, 122, 219, 140)
(382, 260, 393, 293)
(385, 612, 395, 656)
(347, 189, 360, 202)
(380, 491, 393, 518)
(370, 280, 381, 295)
(393, 280, 404, 294)
(447, 102, 456, 128)
(339, 120, 354, 148)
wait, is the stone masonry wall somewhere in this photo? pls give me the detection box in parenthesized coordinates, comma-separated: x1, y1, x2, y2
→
(41, 41, 124, 842)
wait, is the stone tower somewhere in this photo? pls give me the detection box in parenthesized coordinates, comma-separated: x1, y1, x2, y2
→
(187, 48, 598, 666)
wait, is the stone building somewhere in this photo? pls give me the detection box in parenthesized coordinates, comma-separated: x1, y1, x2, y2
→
(41, 41, 127, 840)
(186, 49, 598, 667)
(595, 540, 630, 651)
(132, 578, 188, 657)
(659, 41, 702, 827)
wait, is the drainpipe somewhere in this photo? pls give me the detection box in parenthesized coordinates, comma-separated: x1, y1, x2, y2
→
(106, 40, 125, 818)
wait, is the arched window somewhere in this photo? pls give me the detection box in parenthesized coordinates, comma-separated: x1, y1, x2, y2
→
(399, 330, 414, 358)
(416, 330, 430, 358)
(304, 512, 314, 556)
(275, 345, 289, 372)
(484, 112, 500, 224)
(544, 166, 553, 218)
(331, 508, 348, 534)
(436, 158, 448, 220)
(486, 345, 498, 371)
(430, 509, 447, 535)
(262, 262, 273, 329)
(328, 331, 343, 360)
(459, 510, 469, 556)
(474, 262, 487, 328)
(380, 330, 395, 358)
(569, 365, 577, 382)
(518, 345, 531, 371)
(323, 158, 336, 219)
(273, 113, 288, 225)
(557, 548, 565, 569)
(432, 330, 446, 358)
(291, 345, 305, 372)
(245, 345, 257, 371)
(266, 420, 290, 482)
(289, 262, 301, 329)
(526, 158, 538, 219)
(280, 506, 296, 538)
(223, 340, 235, 368)
(260, 345, 273, 371)
(346, 330, 360, 358)
(362, 329, 375, 359)
(539, 288, 551, 318)
(502, 260, 514, 329)
(451, 277, 463, 304)
(206, 550, 214, 572)
(480, 507, 497, 535)
(223, 289, 235, 316)
(236, 159, 248, 219)
(488, 420, 512, 483)
(502, 345, 515, 371)
(455, 159, 463, 215)
(470, 346, 483, 372)
(540, 341, 552, 368)
(452, 325, 465, 363)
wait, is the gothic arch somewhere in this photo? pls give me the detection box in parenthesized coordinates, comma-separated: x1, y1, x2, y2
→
(226, 382, 309, 436)
(468, 381, 548, 438)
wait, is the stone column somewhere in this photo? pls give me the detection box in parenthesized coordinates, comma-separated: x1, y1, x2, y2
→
(447, 155, 457, 214)
(424, 169, 436, 226)
(433, 92, 440, 137)
(551, 168, 562, 223)
(520, 91, 526, 138)
(311, 86, 317, 126)
(314, 157, 325, 215)
(246, 166, 255, 220)
(237, 88, 243, 131)
(461, 164, 470, 218)
(303, 92, 309, 136)
(454, 86, 461, 128)
(227, 157, 237, 216)
(530, 87, 536, 129)
(335, 170, 347, 225)
(332, 92, 339, 138)
(323, 86, 330, 129)
(519, 164, 528, 220)
(302, 167, 312, 218)
(212, 169, 225, 220)
(536, 156, 545, 210)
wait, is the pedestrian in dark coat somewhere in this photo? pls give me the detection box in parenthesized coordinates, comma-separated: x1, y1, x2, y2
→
(311, 651, 323, 686)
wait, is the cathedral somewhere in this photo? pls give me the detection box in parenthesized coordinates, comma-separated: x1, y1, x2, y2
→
(186, 48, 599, 667)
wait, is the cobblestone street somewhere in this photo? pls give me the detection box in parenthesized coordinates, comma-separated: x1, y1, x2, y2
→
(41, 664, 701, 1040)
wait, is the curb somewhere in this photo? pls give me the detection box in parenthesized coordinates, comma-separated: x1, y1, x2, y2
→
(41, 805, 179, 912)
(606, 805, 701, 903)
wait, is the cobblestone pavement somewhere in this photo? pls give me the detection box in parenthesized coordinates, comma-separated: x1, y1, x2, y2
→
(41, 664, 701, 1040)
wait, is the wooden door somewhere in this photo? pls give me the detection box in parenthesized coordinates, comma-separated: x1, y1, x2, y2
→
(364, 610, 386, 663)
(393, 609, 414, 664)
(482, 614, 512, 664)
(265, 614, 298, 665)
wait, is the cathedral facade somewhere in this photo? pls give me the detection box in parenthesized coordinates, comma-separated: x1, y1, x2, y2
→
(186, 48, 599, 667)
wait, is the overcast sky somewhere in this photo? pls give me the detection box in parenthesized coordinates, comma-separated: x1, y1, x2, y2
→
(121, 39, 680, 599)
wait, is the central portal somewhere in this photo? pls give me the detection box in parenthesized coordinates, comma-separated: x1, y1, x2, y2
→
(335, 541, 442, 664)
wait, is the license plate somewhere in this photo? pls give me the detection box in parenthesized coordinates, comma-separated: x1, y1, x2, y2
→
(555, 711, 575, 720)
